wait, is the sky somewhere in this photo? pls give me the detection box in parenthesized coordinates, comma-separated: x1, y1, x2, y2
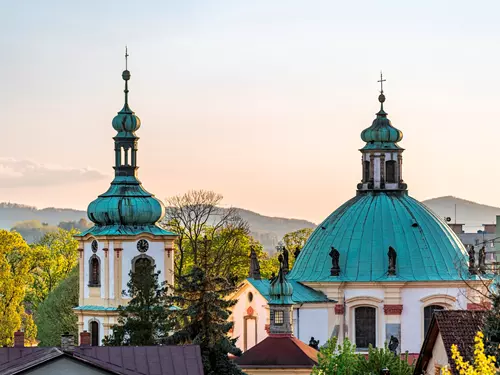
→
(2, 0, 500, 224)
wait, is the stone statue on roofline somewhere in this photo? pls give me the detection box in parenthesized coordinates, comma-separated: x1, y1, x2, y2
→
(388, 246, 397, 276)
(309, 337, 319, 350)
(294, 246, 301, 260)
(478, 246, 486, 274)
(282, 246, 289, 274)
(468, 245, 477, 275)
(248, 246, 261, 280)
(329, 247, 340, 276)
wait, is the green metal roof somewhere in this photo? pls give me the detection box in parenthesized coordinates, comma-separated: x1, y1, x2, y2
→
(76, 224, 175, 237)
(360, 94, 403, 150)
(288, 192, 471, 282)
(73, 305, 181, 311)
(85, 64, 167, 230)
(73, 305, 118, 311)
(247, 278, 333, 304)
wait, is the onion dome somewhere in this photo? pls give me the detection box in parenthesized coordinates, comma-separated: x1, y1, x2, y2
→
(112, 69, 141, 134)
(84, 49, 167, 232)
(269, 256, 294, 305)
(360, 92, 403, 149)
(87, 182, 165, 226)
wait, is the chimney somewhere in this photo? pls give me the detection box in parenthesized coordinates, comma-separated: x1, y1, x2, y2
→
(448, 223, 464, 235)
(61, 332, 75, 352)
(483, 224, 496, 234)
(79, 330, 91, 346)
(14, 331, 24, 348)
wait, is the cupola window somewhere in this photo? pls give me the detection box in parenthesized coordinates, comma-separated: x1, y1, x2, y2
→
(355, 306, 376, 350)
(89, 255, 100, 287)
(363, 161, 370, 182)
(386, 160, 396, 183)
(273, 310, 284, 325)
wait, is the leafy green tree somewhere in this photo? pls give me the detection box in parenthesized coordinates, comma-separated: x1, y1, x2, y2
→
(484, 286, 500, 358)
(283, 227, 313, 251)
(167, 266, 245, 375)
(25, 229, 79, 310)
(312, 336, 358, 375)
(103, 260, 171, 346)
(34, 268, 78, 346)
(283, 227, 313, 268)
(0, 230, 35, 346)
(356, 344, 414, 375)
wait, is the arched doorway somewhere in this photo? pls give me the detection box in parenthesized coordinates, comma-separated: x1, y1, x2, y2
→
(355, 306, 376, 349)
(90, 321, 99, 346)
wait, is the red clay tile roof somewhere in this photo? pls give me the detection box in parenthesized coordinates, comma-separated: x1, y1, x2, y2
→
(73, 345, 204, 375)
(414, 310, 486, 375)
(234, 335, 318, 368)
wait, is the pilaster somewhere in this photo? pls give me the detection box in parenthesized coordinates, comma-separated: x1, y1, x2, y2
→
(78, 241, 84, 306)
(114, 241, 123, 306)
(383, 284, 403, 352)
(103, 240, 109, 305)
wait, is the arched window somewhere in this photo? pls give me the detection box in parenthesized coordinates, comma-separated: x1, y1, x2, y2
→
(355, 306, 376, 349)
(89, 255, 100, 287)
(424, 305, 444, 336)
(386, 160, 396, 183)
(90, 321, 99, 346)
(131, 254, 155, 273)
(363, 161, 370, 182)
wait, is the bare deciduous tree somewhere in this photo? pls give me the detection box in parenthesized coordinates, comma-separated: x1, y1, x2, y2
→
(163, 190, 250, 279)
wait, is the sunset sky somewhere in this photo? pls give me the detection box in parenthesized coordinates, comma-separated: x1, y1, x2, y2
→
(2, 0, 500, 223)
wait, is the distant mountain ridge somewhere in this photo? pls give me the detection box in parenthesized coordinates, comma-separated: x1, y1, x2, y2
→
(421, 196, 500, 232)
(2, 196, 498, 249)
(0, 203, 316, 252)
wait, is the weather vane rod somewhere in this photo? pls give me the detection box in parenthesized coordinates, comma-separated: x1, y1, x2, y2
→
(378, 71, 386, 94)
(125, 46, 129, 70)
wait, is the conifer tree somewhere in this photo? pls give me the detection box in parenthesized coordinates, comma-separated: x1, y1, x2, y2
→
(103, 259, 170, 346)
(484, 289, 500, 358)
(167, 265, 245, 375)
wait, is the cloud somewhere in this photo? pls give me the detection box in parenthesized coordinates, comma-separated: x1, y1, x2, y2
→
(0, 157, 108, 188)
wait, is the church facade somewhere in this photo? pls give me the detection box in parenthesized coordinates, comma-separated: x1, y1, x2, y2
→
(231, 83, 490, 354)
(73, 57, 176, 346)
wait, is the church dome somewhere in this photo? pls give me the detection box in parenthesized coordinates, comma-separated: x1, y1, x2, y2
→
(288, 192, 469, 282)
(360, 94, 403, 145)
(269, 265, 294, 305)
(84, 51, 167, 231)
(87, 179, 165, 226)
(112, 105, 141, 133)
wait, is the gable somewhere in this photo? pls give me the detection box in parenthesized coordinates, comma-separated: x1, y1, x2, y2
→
(24, 357, 111, 375)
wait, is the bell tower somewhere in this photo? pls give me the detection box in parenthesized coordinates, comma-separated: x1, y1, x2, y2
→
(73, 49, 177, 346)
(357, 73, 407, 193)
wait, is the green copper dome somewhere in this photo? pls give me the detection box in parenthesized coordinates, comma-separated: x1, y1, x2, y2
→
(87, 178, 165, 226)
(360, 93, 403, 149)
(269, 263, 294, 305)
(288, 192, 470, 282)
(83, 56, 169, 235)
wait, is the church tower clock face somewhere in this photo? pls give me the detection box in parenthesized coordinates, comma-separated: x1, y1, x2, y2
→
(137, 239, 149, 253)
(91, 240, 98, 253)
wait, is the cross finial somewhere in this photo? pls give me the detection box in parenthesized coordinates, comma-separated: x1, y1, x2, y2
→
(125, 46, 129, 70)
(378, 71, 386, 94)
